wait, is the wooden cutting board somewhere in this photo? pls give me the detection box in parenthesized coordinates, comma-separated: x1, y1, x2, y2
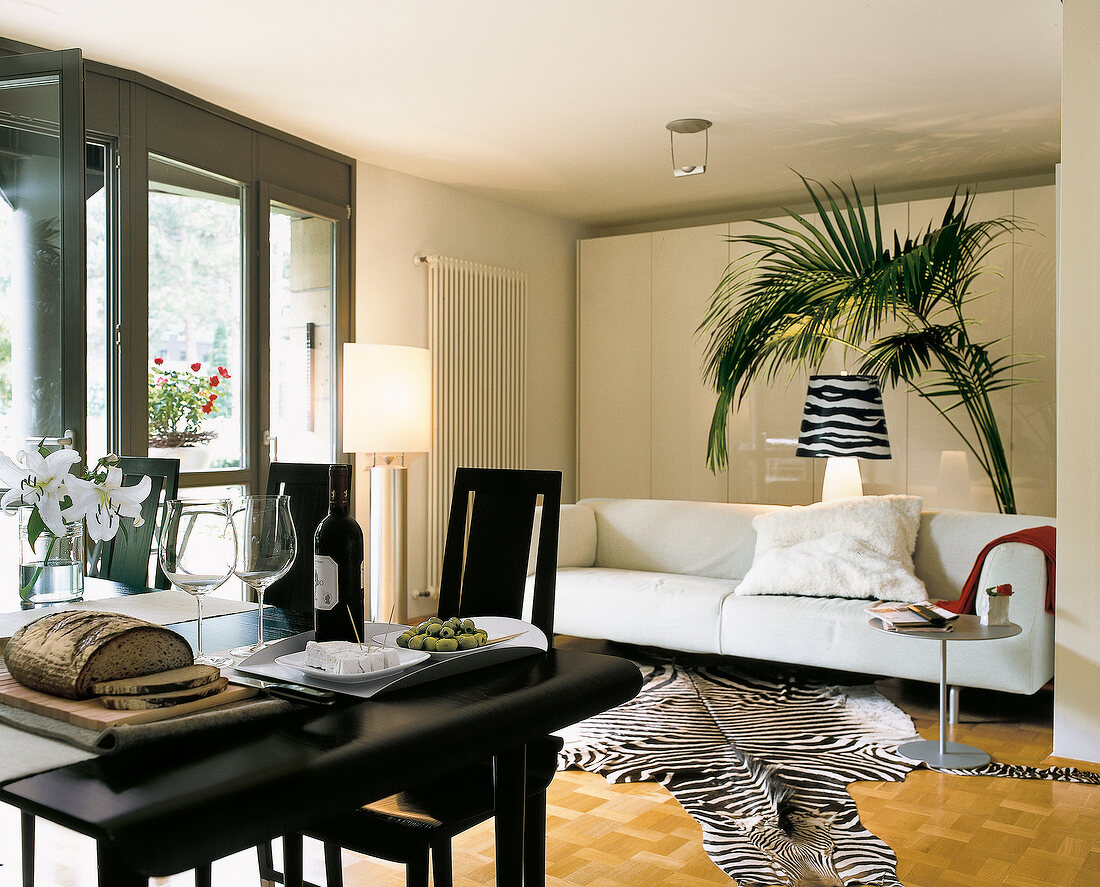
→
(0, 665, 259, 729)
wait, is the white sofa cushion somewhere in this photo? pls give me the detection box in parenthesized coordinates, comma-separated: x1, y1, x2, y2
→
(735, 495, 927, 602)
(548, 566, 735, 654)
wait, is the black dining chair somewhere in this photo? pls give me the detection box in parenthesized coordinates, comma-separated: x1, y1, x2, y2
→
(261, 461, 332, 611)
(270, 466, 563, 887)
(86, 455, 180, 589)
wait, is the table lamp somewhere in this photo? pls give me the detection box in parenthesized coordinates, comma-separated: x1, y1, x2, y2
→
(342, 343, 432, 625)
(796, 374, 890, 500)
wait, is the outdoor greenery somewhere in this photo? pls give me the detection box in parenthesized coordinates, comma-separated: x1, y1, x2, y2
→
(698, 175, 1029, 514)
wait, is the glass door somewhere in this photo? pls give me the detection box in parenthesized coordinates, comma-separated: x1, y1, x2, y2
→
(259, 185, 347, 486)
(0, 50, 86, 582)
(0, 49, 86, 455)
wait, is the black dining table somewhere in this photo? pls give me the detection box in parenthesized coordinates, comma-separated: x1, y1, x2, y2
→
(0, 585, 643, 886)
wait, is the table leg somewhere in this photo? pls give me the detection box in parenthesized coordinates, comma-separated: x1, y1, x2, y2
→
(493, 744, 527, 887)
(897, 637, 992, 769)
(939, 637, 948, 756)
(283, 833, 304, 887)
(97, 841, 148, 887)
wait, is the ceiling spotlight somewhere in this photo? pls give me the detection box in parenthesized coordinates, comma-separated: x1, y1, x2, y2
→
(666, 118, 712, 177)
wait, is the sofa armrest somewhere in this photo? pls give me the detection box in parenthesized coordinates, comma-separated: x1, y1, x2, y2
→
(974, 541, 1049, 634)
(527, 503, 598, 575)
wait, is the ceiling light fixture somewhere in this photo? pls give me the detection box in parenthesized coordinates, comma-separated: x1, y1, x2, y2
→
(666, 118, 712, 177)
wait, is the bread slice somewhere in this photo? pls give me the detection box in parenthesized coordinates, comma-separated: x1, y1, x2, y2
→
(3, 611, 194, 700)
(90, 664, 220, 697)
(99, 677, 229, 710)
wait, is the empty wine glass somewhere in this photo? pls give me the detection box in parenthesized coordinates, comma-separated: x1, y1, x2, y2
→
(230, 494, 297, 658)
(159, 498, 237, 667)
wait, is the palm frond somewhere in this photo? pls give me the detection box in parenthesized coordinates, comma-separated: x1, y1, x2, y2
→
(698, 173, 1030, 512)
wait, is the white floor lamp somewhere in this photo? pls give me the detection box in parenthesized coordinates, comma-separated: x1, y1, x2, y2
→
(342, 343, 432, 625)
(796, 374, 891, 500)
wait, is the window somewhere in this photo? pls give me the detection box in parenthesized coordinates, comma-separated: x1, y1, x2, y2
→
(1, 40, 354, 592)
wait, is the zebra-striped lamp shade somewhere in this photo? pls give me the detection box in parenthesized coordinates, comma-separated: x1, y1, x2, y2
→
(796, 375, 891, 460)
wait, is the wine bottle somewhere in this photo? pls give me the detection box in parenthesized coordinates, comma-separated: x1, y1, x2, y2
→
(313, 463, 365, 642)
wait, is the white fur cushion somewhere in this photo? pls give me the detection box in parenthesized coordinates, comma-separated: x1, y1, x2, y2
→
(735, 495, 928, 602)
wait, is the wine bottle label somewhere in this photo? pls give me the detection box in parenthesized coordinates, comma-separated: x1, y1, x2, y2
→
(314, 555, 339, 611)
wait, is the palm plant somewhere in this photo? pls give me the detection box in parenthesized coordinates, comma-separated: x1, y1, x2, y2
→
(698, 175, 1030, 514)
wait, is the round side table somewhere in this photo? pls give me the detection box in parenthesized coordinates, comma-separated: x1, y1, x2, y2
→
(868, 614, 1021, 769)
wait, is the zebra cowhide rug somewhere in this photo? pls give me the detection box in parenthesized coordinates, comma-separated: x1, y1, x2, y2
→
(556, 659, 1100, 887)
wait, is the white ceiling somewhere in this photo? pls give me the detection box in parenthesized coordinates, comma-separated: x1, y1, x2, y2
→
(0, 0, 1062, 228)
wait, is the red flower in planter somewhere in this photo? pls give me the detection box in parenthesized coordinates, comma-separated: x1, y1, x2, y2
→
(148, 360, 231, 447)
(985, 583, 1013, 597)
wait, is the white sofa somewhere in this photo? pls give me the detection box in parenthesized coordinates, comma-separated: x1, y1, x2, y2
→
(546, 497, 1055, 696)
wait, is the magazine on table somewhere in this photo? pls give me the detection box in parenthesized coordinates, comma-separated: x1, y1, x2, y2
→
(867, 601, 959, 632)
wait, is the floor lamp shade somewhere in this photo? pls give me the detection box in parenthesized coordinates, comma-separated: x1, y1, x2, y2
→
(342, 343, 432, 625)
(797, 375, 890, 500)
(342, 344, 432, 455)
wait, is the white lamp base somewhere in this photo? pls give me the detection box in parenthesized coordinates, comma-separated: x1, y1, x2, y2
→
(822, 457, 864, 501)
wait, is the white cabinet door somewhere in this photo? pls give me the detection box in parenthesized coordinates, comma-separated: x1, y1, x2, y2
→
(651, 225, 730, 502)
(577, 234, 652, 499)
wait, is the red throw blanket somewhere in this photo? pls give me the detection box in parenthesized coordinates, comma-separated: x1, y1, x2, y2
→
(939, 525, 1056, 615)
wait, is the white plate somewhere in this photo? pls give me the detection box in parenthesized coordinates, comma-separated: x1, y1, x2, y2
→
(274, 647, 429, 683)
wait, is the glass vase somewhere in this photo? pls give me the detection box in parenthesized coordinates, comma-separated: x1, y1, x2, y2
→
(18, 508, 85, 607)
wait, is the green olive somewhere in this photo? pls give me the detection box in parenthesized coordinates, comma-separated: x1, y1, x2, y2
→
(423, 636, 439, 651)
(407, 634, 425, 650)
(462, 619, 476, 632)
(426, 623, 443, 636)
(457, 634, 479, 650)
(439, 626, 455, 639)
(396, 632, 412, 648)
(435, 638, 459, 652)
(428, 616, 443, 625)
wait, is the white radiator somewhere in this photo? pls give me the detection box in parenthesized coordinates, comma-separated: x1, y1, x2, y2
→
(421, 255, 527, 581)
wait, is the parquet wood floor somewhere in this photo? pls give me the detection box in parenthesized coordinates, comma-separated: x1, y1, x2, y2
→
(1, 642, 1096, 886)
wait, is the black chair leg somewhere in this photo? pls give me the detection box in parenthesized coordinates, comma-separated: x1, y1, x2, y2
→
(257, 840, 278, 885)
(406, 847, 430, 887)
(429, 837, 453, 887)
(194, 864, 212, 887)
(21, 812, 34, 887)
(323, 841, 344, 887)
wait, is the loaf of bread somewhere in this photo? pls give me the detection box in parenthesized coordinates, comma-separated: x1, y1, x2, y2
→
(90, 664, 220, 697)
(3, 611, 195, 700)
(99, 677, 229, 710)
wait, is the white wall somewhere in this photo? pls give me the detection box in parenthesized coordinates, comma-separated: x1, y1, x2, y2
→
(1054, 0, 1100, 764)
(352, 163, 589, 612)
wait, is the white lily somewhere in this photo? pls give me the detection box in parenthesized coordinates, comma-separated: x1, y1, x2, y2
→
(63, 467, 152, 542)
(0, 448, 82, 536)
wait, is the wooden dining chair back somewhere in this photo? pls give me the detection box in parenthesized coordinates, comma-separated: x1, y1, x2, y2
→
(269, 467, 564, 887)
(86, 455, 180, 589)
(262, 461, 331, 611)
(437, 467, 562, 641)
